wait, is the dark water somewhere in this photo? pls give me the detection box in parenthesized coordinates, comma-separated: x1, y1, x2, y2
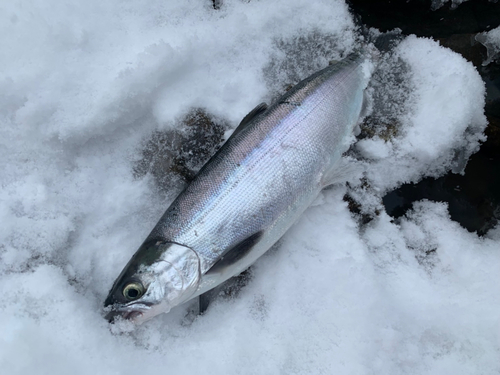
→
(347, 0, 500, 38)
(349, 0, 500, 235)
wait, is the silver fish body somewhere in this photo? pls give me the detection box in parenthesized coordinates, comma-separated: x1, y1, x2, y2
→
(104, 52, 374, 324)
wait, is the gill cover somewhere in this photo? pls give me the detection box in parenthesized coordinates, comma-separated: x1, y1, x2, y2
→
(145, 242, 201, 306)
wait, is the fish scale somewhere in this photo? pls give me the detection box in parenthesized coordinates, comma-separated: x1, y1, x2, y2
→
(155, 54, 368, 268)
(104, 51, 374, 324)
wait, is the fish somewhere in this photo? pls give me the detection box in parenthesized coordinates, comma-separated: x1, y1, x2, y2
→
(104, 50, 375, 324)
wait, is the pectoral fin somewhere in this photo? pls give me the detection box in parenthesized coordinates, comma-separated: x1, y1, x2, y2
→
(207, 231, 263, 275)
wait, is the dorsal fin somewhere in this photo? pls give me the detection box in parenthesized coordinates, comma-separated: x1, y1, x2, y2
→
(239, 102, 268, 128)
(227, 102, 268, 140)
(206, 231, 263, 275)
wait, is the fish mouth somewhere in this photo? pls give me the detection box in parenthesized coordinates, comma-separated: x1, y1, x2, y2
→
(104, 303, 151, 324)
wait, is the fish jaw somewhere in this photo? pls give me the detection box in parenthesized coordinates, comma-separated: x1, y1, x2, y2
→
(104, 242, 201, 324)
(104, 300, 174, 325)
(104, 302, 154, 324)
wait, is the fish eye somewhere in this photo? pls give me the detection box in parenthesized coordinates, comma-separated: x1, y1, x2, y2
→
(123, 282, 145, 301)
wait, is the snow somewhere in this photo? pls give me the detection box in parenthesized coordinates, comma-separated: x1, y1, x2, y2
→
(0, 0, 498, 374)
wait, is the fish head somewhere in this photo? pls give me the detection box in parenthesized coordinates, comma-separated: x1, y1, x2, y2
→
(104, 241, 201, 324)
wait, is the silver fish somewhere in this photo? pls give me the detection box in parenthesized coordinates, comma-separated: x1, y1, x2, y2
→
(104, 51, 375, 324)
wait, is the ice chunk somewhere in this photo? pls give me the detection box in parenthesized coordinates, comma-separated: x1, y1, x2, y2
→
(475, 26, 500, 65)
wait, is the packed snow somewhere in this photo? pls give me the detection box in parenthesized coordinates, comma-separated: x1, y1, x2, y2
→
(1, 0, 498, 374)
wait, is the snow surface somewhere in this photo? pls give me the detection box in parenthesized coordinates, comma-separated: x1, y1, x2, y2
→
(1, 0, 498, 374)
